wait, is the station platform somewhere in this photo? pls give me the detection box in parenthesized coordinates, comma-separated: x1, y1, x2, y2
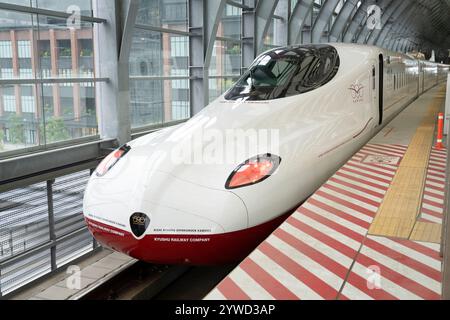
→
(10, 249, 136, 300)
(206, 85, 447, 300)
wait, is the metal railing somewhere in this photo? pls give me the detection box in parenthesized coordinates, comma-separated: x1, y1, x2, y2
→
(0, 170, 98, 297)
(0, 117, 182, 298)
(0, 139, 117, 298)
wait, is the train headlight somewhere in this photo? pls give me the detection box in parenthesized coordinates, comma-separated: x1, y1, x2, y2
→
(225, 154, 281, 189)
(95, 145, 131, 177)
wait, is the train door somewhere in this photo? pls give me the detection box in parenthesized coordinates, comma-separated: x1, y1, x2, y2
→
(378, 54, 384, 125)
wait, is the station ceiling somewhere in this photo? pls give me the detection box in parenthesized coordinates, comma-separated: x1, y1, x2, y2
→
(292, 0, 450, 62)
(339, 0, 450, 61)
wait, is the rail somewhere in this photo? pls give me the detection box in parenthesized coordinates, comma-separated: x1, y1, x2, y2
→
(74, 263, 189, 300)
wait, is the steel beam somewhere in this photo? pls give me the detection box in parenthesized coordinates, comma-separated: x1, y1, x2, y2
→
(355, 0, 385, 43)
(0, 77, 109, 86)
(311, 0, 340, 43)
(0, 2, 107, 24)
(130, 76, 194, 81)
(397, 12, 436, 53)
(203, 0, 228, 70)
(93, 0, 137, 145)
(379, 5, 417, 50)
(118, 0, 139, 131)
(273, 0, 289, 46)
(360, 0, 391, 44)
(398, 38, 410, 52)
(241, 0, 256, 70)
(227, 0, 251, 10)
(255, 0, 279, 54)
(203, 0, 227, 105)
(342, 1, 367, 43)
(368, 0, 408, 46)
(134, 24, 195, 36)
(354, 0, 393, 44)
(0, 139, 116, 192)
(399, 36, 418, 53)
(329, 0, 357, 42)
(288, 0, 315, 45)
(393, 14, 422, 52)
(189, 0, 205, 114)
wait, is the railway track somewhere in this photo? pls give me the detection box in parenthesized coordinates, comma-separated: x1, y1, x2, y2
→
(73, 261, 189, 300)
(72, 260, 237, 300)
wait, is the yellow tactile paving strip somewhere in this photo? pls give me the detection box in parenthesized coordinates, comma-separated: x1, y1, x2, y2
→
(410, 221, 442, 243)
(369, 86, 446, 241)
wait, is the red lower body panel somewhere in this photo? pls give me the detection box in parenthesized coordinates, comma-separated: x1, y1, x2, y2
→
(85, 214, 290, 265)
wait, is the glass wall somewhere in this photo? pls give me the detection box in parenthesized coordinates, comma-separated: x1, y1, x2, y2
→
(0, 0, 350, 152)
(208, 2, 242, 102)
(0, 0, 99, 155)
(129, 0, 190, 129)
(263, 17, 284, 51)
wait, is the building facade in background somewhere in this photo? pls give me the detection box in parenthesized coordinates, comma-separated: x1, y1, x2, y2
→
(0, 0, 245, 152)
(0, 2, 96, 152)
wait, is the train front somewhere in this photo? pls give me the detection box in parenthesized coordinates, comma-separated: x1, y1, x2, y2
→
(82, 118, 286, 265)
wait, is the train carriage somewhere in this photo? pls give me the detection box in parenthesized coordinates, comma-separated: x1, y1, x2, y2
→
(83, 43, 449, 265)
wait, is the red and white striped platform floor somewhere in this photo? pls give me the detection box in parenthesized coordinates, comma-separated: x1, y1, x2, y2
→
(206, 144, 446, 300)
(420, 148, 446, 224)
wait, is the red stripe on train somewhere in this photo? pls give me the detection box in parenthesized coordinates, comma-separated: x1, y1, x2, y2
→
(85, 213, 290, 265)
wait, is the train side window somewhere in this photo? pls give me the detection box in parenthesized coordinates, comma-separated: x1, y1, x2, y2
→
(394, 75, 396, 90)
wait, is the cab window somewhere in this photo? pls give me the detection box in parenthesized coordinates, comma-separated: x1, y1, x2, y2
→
(225, 44, 340, 101)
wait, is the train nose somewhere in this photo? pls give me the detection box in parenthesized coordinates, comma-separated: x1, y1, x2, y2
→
(83, 171, 249, 264)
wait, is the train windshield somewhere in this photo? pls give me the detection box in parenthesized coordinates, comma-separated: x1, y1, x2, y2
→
(225, 45, 340, 101)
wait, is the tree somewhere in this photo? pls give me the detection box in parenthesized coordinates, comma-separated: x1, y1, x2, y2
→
(8, 114, 25, 145)
(43, 117, 70, 144)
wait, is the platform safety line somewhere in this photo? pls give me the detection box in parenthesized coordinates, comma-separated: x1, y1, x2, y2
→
(206, 144, 410, 300)
(419, 147, 447, 225)
(369, 92, 445, 239)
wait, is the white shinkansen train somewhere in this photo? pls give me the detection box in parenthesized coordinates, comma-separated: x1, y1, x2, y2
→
(83, 43, 449, 265)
